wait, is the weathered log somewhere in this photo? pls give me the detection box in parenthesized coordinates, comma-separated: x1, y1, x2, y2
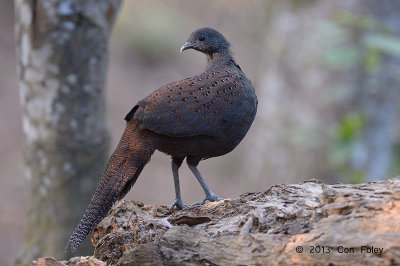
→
(33, 178, 400, 265)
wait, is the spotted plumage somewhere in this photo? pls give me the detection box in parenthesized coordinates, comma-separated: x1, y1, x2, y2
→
(67, 27, 257, 252)
(132, 67, 248, 137)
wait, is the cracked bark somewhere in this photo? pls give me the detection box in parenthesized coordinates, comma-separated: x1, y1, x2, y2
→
(14, 0, 121, 264)
(33, 178, 400, 265)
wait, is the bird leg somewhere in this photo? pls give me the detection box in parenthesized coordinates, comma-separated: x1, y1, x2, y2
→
(170, 157, 202, 210)
(170, 157, 185, 210)
(170, 157, 223, 210)
(187, 163, 223, 203)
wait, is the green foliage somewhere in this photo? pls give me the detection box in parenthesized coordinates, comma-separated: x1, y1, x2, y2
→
(329, 112, 367, 183)
(334, 11, 390, 33)
(364, 47, 381, 72)
(329, 112, 364, 162)
(324, 45, 361, 68)
(337, 112, 365, 142)
(347, 170, 367, 184)
(322, 11, 400, 72)
(321, 11, 400, 183)
(364, 34, 400, 57)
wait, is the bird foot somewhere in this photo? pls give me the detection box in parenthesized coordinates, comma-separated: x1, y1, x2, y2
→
(202, 194, 224, 204)
(170, 200, 202, 210)
(170, 194, 223, 210)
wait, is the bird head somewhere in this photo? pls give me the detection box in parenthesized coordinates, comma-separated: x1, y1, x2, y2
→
(180, 27, 230, 55)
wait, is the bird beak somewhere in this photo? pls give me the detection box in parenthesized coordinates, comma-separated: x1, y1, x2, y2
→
(180, 41, 193, 52)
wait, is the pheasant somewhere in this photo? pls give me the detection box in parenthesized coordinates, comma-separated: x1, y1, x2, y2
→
(67, 27, 257, 252)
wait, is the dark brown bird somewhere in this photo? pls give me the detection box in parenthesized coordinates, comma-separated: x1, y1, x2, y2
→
(67, 27, 257, 252)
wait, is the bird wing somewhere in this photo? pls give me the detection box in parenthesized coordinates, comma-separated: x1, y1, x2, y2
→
(128, 67, 247, 137)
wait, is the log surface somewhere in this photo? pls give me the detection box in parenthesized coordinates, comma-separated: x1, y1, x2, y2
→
(33, 178, 400, 265)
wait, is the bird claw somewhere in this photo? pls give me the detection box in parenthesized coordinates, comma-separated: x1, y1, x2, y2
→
(170, 194, 223, 210)
(202, 194, 224, 204)
(170, 200, 202, 210)
(170, 200, 184, 210)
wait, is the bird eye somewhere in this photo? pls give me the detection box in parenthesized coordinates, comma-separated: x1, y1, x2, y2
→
(199, 36, 205, 41)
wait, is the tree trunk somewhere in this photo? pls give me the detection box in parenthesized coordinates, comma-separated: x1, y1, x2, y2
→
(14, 0, 121, 263)
(32, 177, 400, 265)
(247, 0, 400, 183)
(356, 0, 400, 181)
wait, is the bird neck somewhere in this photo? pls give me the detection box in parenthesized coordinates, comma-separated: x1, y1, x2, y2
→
(206, 51, 235, 71)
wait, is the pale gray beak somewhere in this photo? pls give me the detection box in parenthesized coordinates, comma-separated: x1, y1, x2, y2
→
(180, 41, 193, 52)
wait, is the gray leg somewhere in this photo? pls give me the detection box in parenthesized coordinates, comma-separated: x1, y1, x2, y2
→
(170, 158, 185, 209)
(170, 157, 202, 210)
(187, 163, 223, 202)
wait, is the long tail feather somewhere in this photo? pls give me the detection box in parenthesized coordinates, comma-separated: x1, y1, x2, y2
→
(67, 122, 154, 252)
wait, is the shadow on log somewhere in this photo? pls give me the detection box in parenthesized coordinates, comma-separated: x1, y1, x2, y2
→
(33, 178, 400, 265)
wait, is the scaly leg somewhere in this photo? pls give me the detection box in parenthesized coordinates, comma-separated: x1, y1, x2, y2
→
(187, 162, 223, 203)
(170, 157, 185, 209)
(170, 157, 202, 209)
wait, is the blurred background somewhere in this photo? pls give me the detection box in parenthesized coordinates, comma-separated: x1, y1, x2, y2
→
(1, 0, 400, 265)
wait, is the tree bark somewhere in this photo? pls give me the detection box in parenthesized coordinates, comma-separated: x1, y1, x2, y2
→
(32, 177, 400, 265)
(14, 0, 121, 263)
(356, 0, 400, 181)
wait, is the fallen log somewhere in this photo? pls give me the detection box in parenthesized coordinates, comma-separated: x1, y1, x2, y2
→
(33, 177, 400, 265)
